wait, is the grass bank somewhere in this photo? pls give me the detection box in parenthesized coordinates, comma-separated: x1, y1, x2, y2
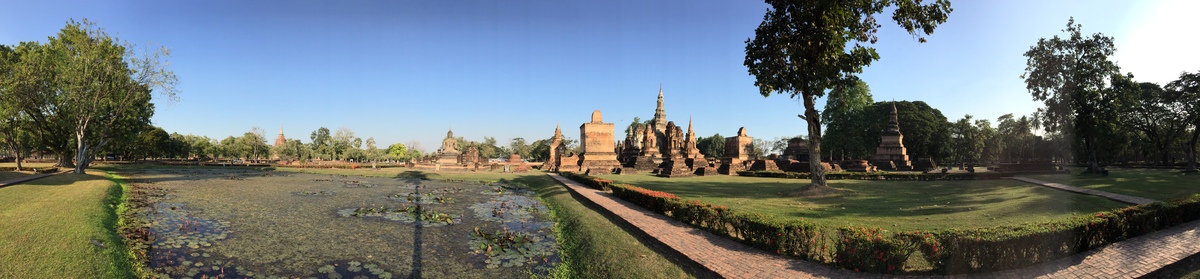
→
(596, 173, 1127, 231)
(0, 173, 135, 278)
(1024, 168, 1200, 201)
(279, 168, 700, 278)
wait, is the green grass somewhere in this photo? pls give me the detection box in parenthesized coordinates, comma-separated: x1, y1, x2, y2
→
(595, 173, 1128, 231)
(0, 173, 135, 278)
(277, 168, 700, 279)
(1023, 168, 1200, 201)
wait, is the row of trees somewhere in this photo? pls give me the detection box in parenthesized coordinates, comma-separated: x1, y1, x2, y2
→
(0, 19, 178, 174)
(1022, 18, 1200, 172)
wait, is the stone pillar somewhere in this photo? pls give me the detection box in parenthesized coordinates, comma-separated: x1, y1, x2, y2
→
(579, 110, 622, 175)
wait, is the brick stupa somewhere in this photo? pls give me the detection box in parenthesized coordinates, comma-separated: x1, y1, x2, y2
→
(870, 103, 912, 171)
(578, 110, 621, 175)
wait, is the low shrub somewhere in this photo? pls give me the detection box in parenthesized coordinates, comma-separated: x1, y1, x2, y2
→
(737, 170, 1003, 181)
(835, 227, 916, 273)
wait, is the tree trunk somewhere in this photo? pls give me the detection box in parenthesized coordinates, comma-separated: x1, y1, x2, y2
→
(1186, 129, 1199, 172)
(15, 151, 22, 172)
(74, 142, 88, 174)
(802, 94, 827, 191)
(57, 153, 75, 168)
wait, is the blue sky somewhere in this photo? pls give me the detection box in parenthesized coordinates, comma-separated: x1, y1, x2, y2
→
(2, 0, 1197, 152)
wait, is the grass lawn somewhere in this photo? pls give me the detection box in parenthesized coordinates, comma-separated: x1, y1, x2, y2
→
(1023, 168, 1200, 201)
(276, 167, 702, 279)
(595, 173, 1129, 231)
(0, 173, 134, 278)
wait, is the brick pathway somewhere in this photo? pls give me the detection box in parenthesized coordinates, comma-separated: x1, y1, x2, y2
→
(547, 173, 1200, 279)
(1010, 176, 1159, 205)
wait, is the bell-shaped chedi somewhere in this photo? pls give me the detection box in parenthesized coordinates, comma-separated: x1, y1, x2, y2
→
(870, 103, 912, 171)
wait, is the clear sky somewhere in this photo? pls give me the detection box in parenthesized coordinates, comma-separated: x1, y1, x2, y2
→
(2, 0, 1197, 153)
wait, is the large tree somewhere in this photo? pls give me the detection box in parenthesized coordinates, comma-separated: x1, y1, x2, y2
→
(2, 20, 178, 173)
(822, 80, 875, 160)
(1022, 17, 1121, 173)
(1115, 74, 1189, 166)
(1166, 71, 1200, 172)
(310, 127, 331, 160)
(744, 0, 951, 193)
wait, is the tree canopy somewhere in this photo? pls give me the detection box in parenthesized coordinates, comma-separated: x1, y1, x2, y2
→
(1022, 17, 1120, 172)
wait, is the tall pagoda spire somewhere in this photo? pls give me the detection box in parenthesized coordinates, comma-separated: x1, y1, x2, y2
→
(652, 84, 668, 135)
(885, 102, 901, 135)
(553, 123, 562, 140)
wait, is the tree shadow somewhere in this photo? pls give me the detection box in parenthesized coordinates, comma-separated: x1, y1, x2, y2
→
(395, 170, 430, 279)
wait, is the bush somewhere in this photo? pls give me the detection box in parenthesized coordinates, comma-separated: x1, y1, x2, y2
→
(835, 227, 916, 273)
(737, 170, 1003, 181)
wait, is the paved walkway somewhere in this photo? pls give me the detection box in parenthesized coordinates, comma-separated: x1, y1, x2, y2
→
(548, 173, 1200, 278)
(1010, 176, 1159, 205)
(0, 169, 70, 188)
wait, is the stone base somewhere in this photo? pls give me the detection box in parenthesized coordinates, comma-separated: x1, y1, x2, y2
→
(748, 160, 779, 171)
(581, 160, 622, 175)
(558, 165, 581, 173)
(631, 156, 659, 171)
(686, 158, 709, 176)
(657, 159, 693, 178)
(436, 153, 460, 165)
(718, 158, 745, 175)
(842, 160, 877, 172)
(872, 160, 913, 171)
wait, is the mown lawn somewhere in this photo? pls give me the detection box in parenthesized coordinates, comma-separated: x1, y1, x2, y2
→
(277, 167, 703, 279)
(595, 173, 1128, 231)
(0, 173, 134, 278)
(1024, 168, 1200, 201)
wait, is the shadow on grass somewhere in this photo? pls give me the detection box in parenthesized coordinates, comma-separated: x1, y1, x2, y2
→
(1028, 169, 1200, 201)
(24, 173, 107, 186)
(610, 175, 1125, 227)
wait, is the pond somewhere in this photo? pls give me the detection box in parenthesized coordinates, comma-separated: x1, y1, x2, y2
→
(119, 168, 559, 279)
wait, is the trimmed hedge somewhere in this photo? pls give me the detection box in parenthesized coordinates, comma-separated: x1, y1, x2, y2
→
(737, 170, 1003, 180)
(559, 171, 1200, 274)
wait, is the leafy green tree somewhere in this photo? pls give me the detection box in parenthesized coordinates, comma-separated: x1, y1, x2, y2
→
(1022, 17, 1121, 172)
(386, 143, 408, 161)
(362, 137, 378, 166)
(822, 80, 876, 160)
(239, 127, 269, 162)
(477, 137, 503, 160)
(0, 45, 36, 169)
(528, 138, 551, 162)
(1166, 71, 1200, 171)
(948, 114, 979, 165)
(310, 127, 331, 160)
(1, 20, 177, 173)
(744, 0, 952, 192)
(996, 113, 1037, 162)
(1114, 75, 1189, 166)
(510, 137, 530, 159)
(976, 119, 999, 165)
(696, 133, 725, 159)
(331, 127, 357, 161)
(218, 136, 238, 160)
